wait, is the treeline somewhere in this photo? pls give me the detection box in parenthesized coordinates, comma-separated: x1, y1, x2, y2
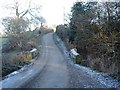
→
(56, 2, 120, 80)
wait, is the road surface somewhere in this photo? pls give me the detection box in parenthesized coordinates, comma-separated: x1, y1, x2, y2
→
(2, 32, 119, 88)
(24, 33, 69, 88)
(23, 32, 111, 88)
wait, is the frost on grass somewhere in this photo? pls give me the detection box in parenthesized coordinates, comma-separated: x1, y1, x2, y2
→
(74, 64, 119, 88)
(3, 62, 34, 80)
(54, 33, 120, 88)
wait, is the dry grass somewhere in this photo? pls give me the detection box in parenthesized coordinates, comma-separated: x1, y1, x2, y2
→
(2, 29, 41, 77)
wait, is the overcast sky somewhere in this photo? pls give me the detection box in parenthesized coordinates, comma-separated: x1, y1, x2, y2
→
(0, 0, 75, 25)
(0, 0, 118, 24)
(0, 0, 118, 34)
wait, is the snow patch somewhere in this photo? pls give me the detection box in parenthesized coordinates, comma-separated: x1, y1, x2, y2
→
(3, 63, 34, 80)
(7, 71, 19, 77)
(74, 64, 119, 88)
(30, 48, 37, 52)
(74, 63, 118, 87)
(70, 49, 79, 56)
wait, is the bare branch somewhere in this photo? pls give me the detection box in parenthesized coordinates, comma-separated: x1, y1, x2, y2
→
(20, 0, 32, 18)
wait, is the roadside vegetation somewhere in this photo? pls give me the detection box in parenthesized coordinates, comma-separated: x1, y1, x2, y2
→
(2, 26, 53, 78)
(56, 2, 120, 81)
(1, 0, 52, 78)
(2, 28, 40, 77)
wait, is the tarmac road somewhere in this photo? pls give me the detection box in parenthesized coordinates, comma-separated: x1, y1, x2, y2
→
(24, 33, 69, 88)
(2, 33, 118, 88)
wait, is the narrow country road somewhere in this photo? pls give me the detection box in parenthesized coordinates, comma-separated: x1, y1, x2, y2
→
(23, 33, 69, 88)
(2, 32, 119, 88)
(22, 33, 119, 88)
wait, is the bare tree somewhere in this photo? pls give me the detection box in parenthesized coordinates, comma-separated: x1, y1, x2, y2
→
(2, 0, 43, 51)
(10, 0, 46, 28)
(2, 17, 29, 50)
(3, 0, 42, 23)
(36, 16, 46, 27)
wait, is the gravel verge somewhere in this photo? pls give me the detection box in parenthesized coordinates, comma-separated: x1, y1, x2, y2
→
(53, 32, 120, 89)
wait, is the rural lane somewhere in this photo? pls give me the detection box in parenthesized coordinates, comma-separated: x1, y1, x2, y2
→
(23, 33, 69, 88)
(2, 32, 119, 88)
(23, 33, 108, 88)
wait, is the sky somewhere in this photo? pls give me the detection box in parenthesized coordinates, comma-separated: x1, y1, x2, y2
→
(0, 0, 118, 34)
(0, 0, 75, 26)
(40, 0, 75, 25)
(0, 0, 76, 34)
(0, 0, 77, 34)
(0, 0, 118, 24)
